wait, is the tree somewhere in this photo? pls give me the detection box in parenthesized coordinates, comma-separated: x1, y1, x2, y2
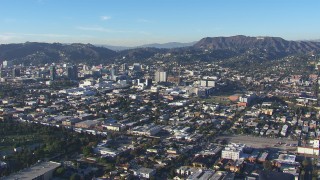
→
(82, 146, 92, 157)
(302, 159, 310, 168)
(105, 163, 115, 172)
(168, 168, 176, 179)
(151, 138, 160, 145)
(300, 170, 305, 180)
(312, 158, 318, 167)
(55, 167, 65, 177)
(312, 170, 318, 180)
(70, 173, 81, 180)
(263, 160, 273, 171)
(98, 157, 108, 164)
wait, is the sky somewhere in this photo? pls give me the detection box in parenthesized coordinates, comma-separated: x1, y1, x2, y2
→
(0, 0, 319, 46)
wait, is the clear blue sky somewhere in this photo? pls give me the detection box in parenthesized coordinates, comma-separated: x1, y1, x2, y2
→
(0, 0, 319, 46)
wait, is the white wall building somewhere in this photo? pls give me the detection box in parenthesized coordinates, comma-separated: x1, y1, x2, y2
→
(297, 139, 320, 156)
(2, 60, 13, 68)
(200, 80, 215, 87)
(221, 143, 246, 160)
(133, 167, 156, 179)
(281, 124, 288, 136)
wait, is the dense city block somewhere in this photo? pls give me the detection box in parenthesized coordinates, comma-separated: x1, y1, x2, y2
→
(1, 48, 320, 180)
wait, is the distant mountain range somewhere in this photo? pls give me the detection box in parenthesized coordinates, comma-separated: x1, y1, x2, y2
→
(138, 41, 196, 49)
(97, 41, 196, 51)
(95, 44, 132, 51)
(1, 35, 320, 65)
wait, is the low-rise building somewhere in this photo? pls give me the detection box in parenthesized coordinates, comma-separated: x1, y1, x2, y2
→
(132, 167, 156, 179)
(221, 143, 246, 160)
(2, 161, 60, 180)
(297, 139, 320, 155)
(103, 123, 126, 131)
(75, 120, 100, 129)
(130, 124, 162, 136)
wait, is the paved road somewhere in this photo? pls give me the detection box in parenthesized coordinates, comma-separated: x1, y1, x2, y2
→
(217, 135, 298, 151)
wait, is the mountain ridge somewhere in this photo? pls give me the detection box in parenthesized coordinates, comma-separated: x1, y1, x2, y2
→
(96, 41, 197, 51)
(1, 35, 320, 65)
(138, 41, 197, 49)
(193, 35, 320, 54)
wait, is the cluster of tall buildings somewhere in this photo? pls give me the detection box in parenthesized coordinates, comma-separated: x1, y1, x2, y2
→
(0, 60, 78, 81)
(154, 69, 167, 83)
(49, 65, 78, 81)
(0, 61, 21, 79)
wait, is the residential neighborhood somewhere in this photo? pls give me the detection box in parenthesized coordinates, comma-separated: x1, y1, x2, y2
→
(1, 55, 320, 180)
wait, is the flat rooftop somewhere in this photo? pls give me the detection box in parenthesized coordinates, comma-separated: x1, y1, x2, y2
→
(2, 161, 61, 180)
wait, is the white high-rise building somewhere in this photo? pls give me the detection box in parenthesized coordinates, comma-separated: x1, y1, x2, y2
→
(200, 80, 215, 87)
(3, 60, 13, 68)
(155, 69, 167, 83)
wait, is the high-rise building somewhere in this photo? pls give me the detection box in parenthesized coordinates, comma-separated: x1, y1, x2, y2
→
(133, 63, 141, 71)
(138, 79, 152, 86)
(155, 69, 167, 83)
(12, 68, 21, 78)
(109, 66, 118, 81)
(3, 60, 13, 68)
(67, 65, 78, 80)
(50, 66, 56, 81)
(200, 80, 215, 87)
(120, 63, 128, 72)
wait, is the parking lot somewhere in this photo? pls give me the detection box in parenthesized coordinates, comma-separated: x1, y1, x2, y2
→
(217, 135, 298, 151)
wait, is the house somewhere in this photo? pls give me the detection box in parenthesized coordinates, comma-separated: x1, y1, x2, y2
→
(62, 118, 80, 126)
(228, 159, 244, 173)
(191, 155, 208, 168)
(94, 147, 120, 158)
(258, 152, 269, 163)
(176, 166, 199, 176)
(132, 167, 156, 179)
(248, 149, 260, 162)
(186, 170, 216, 180)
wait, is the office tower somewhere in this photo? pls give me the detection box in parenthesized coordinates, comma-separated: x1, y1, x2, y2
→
(200, 80, 215, 87)
(2, 61, 13, 68)
(120, 63, 128, 71)
(67, 65, 78, 80)
(12, 68, 21, 78)
(50, 66, 56, 81)
(133, 63, 141, 71)
(3, 60, 13, 68)
(155, 69, 167, 83)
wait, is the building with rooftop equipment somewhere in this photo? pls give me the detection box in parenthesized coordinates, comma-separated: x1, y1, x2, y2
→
(221, 143, 246, 160)
(2, 161, 61, 180)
